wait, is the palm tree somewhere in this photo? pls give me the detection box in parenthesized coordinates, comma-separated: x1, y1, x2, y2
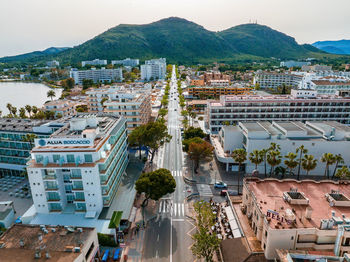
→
(232, 148, 247, 173)
(19, 107, 26, 118)
(267, 150, 282, 177)
(335, 166, 350, 180)
(331, 154, 344, 179)
(32, 106, 38, 115)
(321, 153, 336, 179)
(25, 105, 32, 117)
(232, 148, 247, 195)
(10, 106, 17, 117)
(269, 142, 281, 151)
(23, 134, 37, 148)
(249, 150, 263, 171)
(302, 155, 317, 176)
(296, 145, 308, 180)
(6, 103, 12, 116)
(47, 90, 56, 101)
(260, 148, 269, 177)
(274, 166, 287, 178)
(284, 152, 298, 177)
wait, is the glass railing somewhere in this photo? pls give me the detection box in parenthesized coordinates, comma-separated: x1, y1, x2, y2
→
(45, 185, 58, 190)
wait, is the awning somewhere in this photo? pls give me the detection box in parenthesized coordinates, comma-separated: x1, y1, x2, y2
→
(108, 211, 123, 229)
(224, 206, 242, 238)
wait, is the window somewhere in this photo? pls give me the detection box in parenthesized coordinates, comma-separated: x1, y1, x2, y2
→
(35, 155, 43, 163)
(265, 231, 268, 237)
(53, 155, 60, 162)
(67, 154, 75, 163)
(84, 154, 93, 163)
(291, 236, 294, 240)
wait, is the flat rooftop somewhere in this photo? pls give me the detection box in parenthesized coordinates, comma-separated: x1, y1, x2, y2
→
(0, 224, 95, 261)
(245, 178, 350, 229)
(0, 118, 50, 133)
(240, 121, 350, 140)
(210, 94, 350, 106)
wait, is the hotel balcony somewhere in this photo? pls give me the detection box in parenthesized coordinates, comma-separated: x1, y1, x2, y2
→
(47, 198, 61, 202)
(72, 186, 84, 191)
(45, 185, 58, 191)
(42, 174, 57, 180)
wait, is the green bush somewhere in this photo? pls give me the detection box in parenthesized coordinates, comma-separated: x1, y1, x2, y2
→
(98, 233, 117, 247)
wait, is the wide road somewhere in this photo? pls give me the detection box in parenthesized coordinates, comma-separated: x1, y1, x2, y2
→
(143, 66, 195, 262)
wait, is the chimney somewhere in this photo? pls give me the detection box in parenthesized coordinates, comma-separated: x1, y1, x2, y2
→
(305, 206, 313, 219)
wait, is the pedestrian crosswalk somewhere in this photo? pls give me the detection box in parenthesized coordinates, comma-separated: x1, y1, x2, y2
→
(158, 200, 185, 217)
(171, 170, 183, 177)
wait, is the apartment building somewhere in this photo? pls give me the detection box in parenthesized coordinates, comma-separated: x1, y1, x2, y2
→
(43, 100, 77, 118)
(207, 90, 350, 133)
(26, 114, 128, 215)
(302, 64, 333, 72)
(211, 121, 350, 173)
(46, 60, 60, 67)
(0, 119, 65, 177)
(140, 58, 166, 81)
(70, 68, 123, 85)
(86, 86, 151, 131)
(280, 61, 310, 68)
(186, 100, 209, 115)
(253, 72, 302, 89)
(311, 79, 350, 94)
(81, 59, 107, 67)
(0, 224, 99, 262)
(203, 71, 230, 84)
(241, 177, 350, 259)
(188, 84, 251, 99)
(189, 78, 205, 86)
(112, 58, 139, 67)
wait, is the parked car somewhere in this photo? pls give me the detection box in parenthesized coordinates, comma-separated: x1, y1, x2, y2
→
(214, 181, 227, 189)
(220, 189, 238, 196)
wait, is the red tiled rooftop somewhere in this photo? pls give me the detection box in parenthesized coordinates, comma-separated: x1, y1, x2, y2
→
(246, 178, 350, 229)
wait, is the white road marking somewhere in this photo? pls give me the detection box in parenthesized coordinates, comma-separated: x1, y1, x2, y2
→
(173, 203, 177, 216)
(178, 203, 181, 216)
(182, 203, 185, 216)
(159, 201, 162, 213)
(172, 218, 185, 222)
(163, 201, 166, 213)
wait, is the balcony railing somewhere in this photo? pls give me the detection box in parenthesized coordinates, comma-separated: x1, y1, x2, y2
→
(42, 175, 56, 180)
(45, 186, 58, 191)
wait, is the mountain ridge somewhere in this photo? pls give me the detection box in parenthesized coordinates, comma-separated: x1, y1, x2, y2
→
(312, 40, 350, 55)
(0, 17, 331, 64)
(0, 47, 70, 63)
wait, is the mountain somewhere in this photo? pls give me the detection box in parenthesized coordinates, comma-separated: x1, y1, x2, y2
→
(312, 40, 350, 55)
(217, 23, 320, 59)
(0, 17, 328, 64)
(0, 47, 70, 63)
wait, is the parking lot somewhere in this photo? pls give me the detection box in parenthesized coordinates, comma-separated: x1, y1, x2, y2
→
(0, 176, 33, 216)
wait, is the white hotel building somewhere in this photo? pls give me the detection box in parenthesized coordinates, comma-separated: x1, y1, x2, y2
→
(253, 71, 303, 89)
(141, 58, 166, 81)
(70, 68, 123, 85)
(81, 59, 107, 67)
(211, 120, 350, 174)
(207, 90, 350, 133)
(26, 114, 128, 217)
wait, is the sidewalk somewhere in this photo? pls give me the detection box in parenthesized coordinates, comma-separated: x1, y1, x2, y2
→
(121, 188, 159, 262)
(183, 152, 237, 185)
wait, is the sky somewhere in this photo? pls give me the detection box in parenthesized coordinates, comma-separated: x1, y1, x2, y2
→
(1, 0, 350, 58)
